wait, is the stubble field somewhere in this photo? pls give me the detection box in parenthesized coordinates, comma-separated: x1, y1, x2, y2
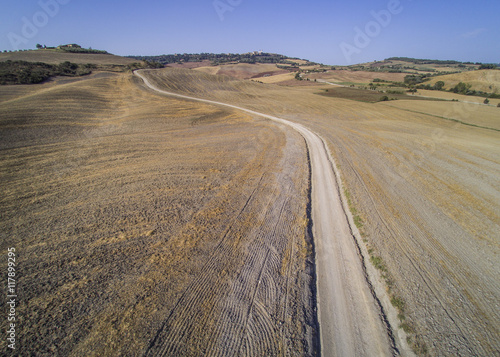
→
(0, 73, 317, 355)
(140, 67, 500, 356)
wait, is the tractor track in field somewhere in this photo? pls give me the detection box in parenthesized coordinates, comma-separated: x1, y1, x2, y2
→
(135, 69, 396, 356)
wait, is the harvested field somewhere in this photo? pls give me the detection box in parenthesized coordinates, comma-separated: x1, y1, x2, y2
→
(317, 86, 437, 103)
(382, 100, 500, 130)
(414, 89, 500, 106)
(195, 63, 287, 80)
(0, 73, 317, 355)
(254, 72, 295, 84)
(424, 69, 500, 93)
(140, 68, 500, 356)
(307, 70, 408, 84)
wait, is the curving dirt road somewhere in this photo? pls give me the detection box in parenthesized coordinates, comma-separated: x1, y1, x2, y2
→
(135, 70, 396, 356)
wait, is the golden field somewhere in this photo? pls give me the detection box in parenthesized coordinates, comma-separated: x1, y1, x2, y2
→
(141, 67, 500, 355)
(0, 72, 316, 355)
(0, 53, 499, 356)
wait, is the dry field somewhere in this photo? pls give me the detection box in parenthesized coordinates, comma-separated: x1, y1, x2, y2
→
(306, 70, 407, 84)
(0, 50, 140, 65)
(140, 68, 500, 356)
(0, 72, 317, 355)
(413, 89, 500, 106)
(194, 63, 288, 80)
(424, 70, 500, 93)
(382, 100, 500, 130)
(253, 72, 296, 84)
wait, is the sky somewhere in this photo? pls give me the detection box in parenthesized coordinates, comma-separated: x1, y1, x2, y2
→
(1, 0, 499, 65)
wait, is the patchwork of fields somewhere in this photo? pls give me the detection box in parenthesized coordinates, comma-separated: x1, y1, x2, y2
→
(1, 56, 499, 356)
(141, 68, 500, 355)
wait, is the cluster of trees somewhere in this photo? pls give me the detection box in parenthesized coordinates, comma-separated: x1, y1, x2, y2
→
(128, 53, 306, 66)
(448, 82, 500, 98)
(479, 64, 499, 70)
(0, 60, 91, 85)
(35, 43, 109, 54)
(386, 57, 463, 65)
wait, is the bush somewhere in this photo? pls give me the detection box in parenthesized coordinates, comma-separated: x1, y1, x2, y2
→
(380, 95, 389, 101)
(0, 60, 91, 85)
(484, 98, 490, 105)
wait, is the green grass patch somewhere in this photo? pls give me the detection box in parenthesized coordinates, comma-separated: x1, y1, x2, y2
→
(370, 255, 387, 272)
(391, 295, 405, 312)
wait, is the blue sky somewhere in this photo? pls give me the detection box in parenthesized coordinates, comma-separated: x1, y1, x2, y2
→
(1, 0, 498, 65)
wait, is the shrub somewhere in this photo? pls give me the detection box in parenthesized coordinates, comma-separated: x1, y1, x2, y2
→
(380, 95, 389, 101)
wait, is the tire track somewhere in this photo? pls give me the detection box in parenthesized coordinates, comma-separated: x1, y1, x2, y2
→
(135, 69, 394, 357)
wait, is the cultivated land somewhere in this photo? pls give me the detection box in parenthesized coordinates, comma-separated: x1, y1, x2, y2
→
(136, 70, 396, 356)
(140, 67, 500, 356)
(1, 53, 499, 356)
(425, 69, 500, 93)
(0, 71, 317, 355)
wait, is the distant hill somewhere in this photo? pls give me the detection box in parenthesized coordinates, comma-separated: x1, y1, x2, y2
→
(348, 57, 490, 75)
(0, 49, 140, 66)
(0, 48, 150, 85)
(128, 52, 317, 66)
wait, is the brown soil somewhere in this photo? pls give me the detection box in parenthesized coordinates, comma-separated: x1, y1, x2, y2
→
(0, 73, 317, 356)
(139, 68, 500, 356)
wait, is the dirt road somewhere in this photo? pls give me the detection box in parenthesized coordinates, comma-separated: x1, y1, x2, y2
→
(135, 70, 397, 356)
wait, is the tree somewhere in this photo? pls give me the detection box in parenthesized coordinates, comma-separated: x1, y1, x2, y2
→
(36, 43, 43, 49)
(484, 98, 490, 105)
(434, 81, 445, 90)
(295, 72, 302, 80)
(451, 82, 472, 94)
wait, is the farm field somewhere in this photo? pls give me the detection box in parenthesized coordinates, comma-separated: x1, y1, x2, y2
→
(306, 70, 407, 84)
(382, 100, 500, 130)
(0, 48, 499, 356)
(413, 89, 500, 105)
(425, 69, 500, 93)
(0, 72, 317, 355)
(194, 63, 288, 79)
(140, 67, 500, 356)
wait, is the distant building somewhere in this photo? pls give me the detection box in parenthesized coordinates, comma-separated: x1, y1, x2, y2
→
(57, 44, 81, 49)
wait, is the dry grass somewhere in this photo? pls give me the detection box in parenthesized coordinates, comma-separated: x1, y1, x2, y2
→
(253, 72, 295, 84)
(381, 100, 500, 130)
(140, 68, 500, 356)
(197, 63, 284, 78)
(1, 63, 498, 356)
(0, 72, 316, 355)
(424, 69, 500, 93)
(307, 70, 407, 84)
